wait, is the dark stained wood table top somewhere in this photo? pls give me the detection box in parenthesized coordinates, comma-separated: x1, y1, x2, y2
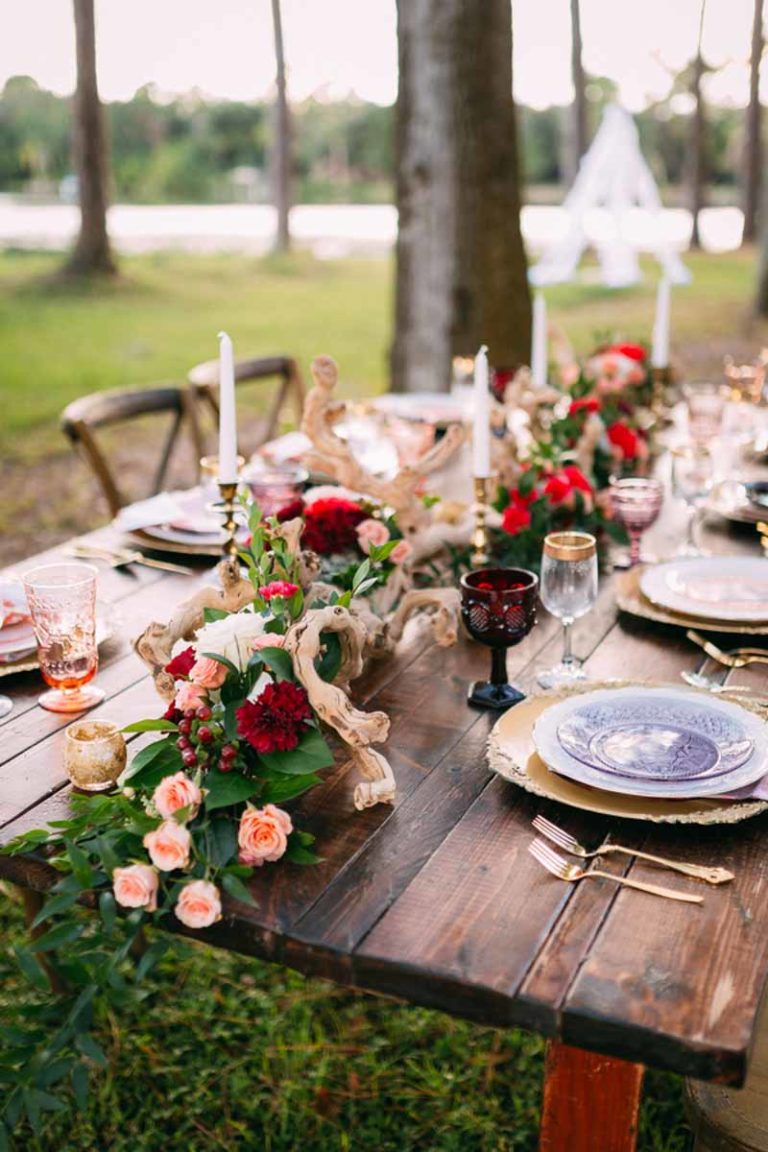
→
(2, 504, 768, 1087)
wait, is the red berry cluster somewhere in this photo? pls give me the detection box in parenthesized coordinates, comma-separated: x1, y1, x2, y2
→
(175, 705, 239, 773)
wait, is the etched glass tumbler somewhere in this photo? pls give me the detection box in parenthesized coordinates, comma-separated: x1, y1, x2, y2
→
(23, 563, 104, 713)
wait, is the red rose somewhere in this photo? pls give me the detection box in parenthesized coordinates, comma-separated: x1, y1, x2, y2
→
(543, 473, 572, 505)
(301, 498, 366, 555)
(501, 499, 532, 535)
(259, 581, 300, 601)
(491, 367, 518, 401)
(164, 646, 196, 679)
(569, 397, 600, 416)
(561, 465, 593, 495)
(236, 681, 313, 755)
(610, 343, 646, 362)
(607, 421, 639, 460)
(276, 498, 305, 523)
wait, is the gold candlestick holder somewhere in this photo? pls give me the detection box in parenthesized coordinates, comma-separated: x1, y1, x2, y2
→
(213, 480, 240, 558)
(471, 476, 493, 567)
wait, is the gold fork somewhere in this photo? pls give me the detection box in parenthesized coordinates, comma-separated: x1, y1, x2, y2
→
(686, 630, 768, 668)
(532, 814, 733, 885)
(528, 838, 703, 904)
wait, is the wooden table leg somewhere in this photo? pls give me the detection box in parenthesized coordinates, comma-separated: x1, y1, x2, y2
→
(540, 1040, 645, 1152)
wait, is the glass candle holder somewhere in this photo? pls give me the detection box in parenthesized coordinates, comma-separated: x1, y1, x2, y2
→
(242, 463, 308, 517)
(199, 454, 246, 498)
(460, 567, 538, 710)
(537, 532, 598, 689)
(671, 444, 714, 557)
(22, 563, 104, 713)
(609, 477, 663, 567)
(683, 381, 726, 444)
(64, 719, 126, 792)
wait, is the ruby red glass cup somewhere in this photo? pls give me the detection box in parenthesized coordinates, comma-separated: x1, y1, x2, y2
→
(460, 567, 538, 710)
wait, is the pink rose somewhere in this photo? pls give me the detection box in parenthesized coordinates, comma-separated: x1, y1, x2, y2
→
(238, 803, 293, 866)
(174, 879, 222, 929)
(175, 680, 207, 713)
(152, 771, 203, 821)
(355, 518, 390, 553)
(143, 819, 192, 872)
(113, 863, 158, 912)
(251, 632, 286, 651)
(189, 655, 227, 690)
(389, 539, 413, 565)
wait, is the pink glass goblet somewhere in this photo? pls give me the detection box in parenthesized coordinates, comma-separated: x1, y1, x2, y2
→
(609, 478, 663, 568)
(243, 464, 308, 518)
(460, 568, 538, 710)
(22, 563, 104, 713)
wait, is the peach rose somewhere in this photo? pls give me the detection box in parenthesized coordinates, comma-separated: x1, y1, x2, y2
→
(389, 539, 413, 565)
(175, 680, 207, 713)
(189, 655, 227, 690)
(152, 771, 203, 821)
(238, 803, 293, 866)
(143, 819, 192, 872)
(113, 863, 159, 912)
(356, 518, 390, 553)
(251, 632, 286, 651)
(174, 879, 222, 929)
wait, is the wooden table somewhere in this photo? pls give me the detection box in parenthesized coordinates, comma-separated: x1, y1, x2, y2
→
(2, 511, 767, 1152)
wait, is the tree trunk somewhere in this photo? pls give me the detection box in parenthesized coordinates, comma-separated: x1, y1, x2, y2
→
(756, 177, 768, 316)
(392, 0, 531, 393)
(66, 0, 115, 276)
(742, 0, 764, 245)
(688, 0, 707, 251)
(270, 0, 291, 253)
(564, 0, 587, 187)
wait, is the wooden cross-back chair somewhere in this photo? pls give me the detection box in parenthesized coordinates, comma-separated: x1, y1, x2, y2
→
(60, 385, 204, 518)
(187, 355, 305, 455)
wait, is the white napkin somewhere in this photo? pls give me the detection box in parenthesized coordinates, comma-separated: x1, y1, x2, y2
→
(114, 493, 188, 532)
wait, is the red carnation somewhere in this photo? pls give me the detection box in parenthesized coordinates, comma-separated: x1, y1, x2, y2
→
(276, 498, 305, 523)
(607, 421, 639, 460)
(236, 681, 313, 755)
(259, 580, 300, 601)
(164, 646, 196, 679)
(561, 465, 593, 495)
(610, 343, 646, 362)
(501, 499, 532, 535)
(569, 397, 600, 416)
(301, 497, 366, 555)
(543, 473, 572, 505)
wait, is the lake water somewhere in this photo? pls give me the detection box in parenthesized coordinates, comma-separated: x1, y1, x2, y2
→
(0, 198, 745, 258)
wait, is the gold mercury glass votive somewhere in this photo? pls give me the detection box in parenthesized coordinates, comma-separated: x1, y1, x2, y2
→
(64, 720, 126, 793)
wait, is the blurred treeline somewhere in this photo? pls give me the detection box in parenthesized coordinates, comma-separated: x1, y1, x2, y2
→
(0, 74, 743, 204)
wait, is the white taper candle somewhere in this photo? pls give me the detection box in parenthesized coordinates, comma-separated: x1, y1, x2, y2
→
(530, 292, 548, 388)
(217, 331, 238, 484)
(651, 278, 671, 369)
(473, 344, 491, 478)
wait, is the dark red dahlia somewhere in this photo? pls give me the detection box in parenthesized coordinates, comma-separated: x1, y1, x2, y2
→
(276, 498, 305, 523)
(164, 646, 196, 679)
(236, 681, 313, 755)
(301, 498, 367, 555)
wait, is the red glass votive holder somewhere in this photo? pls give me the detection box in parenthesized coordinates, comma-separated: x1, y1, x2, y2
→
(459, 567, 538, 710)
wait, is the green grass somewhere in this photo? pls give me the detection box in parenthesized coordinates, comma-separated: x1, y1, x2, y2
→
(0, 899, 691, 1151)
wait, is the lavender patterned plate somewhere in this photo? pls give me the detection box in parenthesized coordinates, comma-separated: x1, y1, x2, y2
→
(533, 687, 768, 798)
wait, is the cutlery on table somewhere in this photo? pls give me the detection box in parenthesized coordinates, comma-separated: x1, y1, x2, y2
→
(681, 670, 768, 705)
(67, 543, 194, 576)
(532, 814, 733, 885)
(686, 631, 768, 668)
(528, 838, 704, 904)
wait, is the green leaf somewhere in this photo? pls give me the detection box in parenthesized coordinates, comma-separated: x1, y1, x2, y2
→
(122, 718, 179, 734)
(38, 1058, 74, 1089)
(71, 1063, 89, 1112)
(284, 841, 320, 865)
(223, 700, 240, 741)
(315, 631, 342, 683)
(259, 728, 334, 777)
(352, 558, 371, 590)
(221, 872, 258, 908)
(75, 1033, 107, 1068)
(13, 945, 49, 992)
(99, 891, 117, 934)
(120, 740, 183, 788)
(66, 841, 94, 888)
(257, 647, 294, 682)
(31, 888, 81, 928)
(30, 921, 83, 953)
(135, 939, 170, 983)
(207, 818, 238, 867)
(261, 772, 321, 805)
(203, 770, 260, 812)
(202, 607, 229, 623)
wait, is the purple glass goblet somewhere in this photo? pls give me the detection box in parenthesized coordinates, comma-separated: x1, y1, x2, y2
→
(460, 568, 538, 710)
(609, 477, 663, 567)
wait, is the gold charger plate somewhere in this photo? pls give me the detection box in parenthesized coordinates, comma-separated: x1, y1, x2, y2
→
(125, 529, 223, 559)
(616, 565, 768, 636)
(488, 681, 768, 825)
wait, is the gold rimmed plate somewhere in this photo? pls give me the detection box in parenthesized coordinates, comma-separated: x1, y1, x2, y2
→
(488, 681, 768, 825)
(616, 566, 768, 636)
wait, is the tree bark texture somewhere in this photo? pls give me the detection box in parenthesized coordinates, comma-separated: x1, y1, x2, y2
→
(392, 0, 531, 393)
(66, 0, 116, 276)
(688, 0, 707, 251)
(742, 0, 764, 245)
(564, 0, 588, 187)
(270, 0, 291, 253)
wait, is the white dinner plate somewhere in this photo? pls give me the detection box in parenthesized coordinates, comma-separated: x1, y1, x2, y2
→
(371, 392, 471, 426)
(533, 686, 768, 799)
(640, 557, 768, 624)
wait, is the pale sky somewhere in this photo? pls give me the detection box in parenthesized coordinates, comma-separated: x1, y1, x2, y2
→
(1, 0, 765, 109)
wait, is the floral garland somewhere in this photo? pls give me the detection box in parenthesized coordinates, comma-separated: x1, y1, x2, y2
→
(0, 507, 389, 1140)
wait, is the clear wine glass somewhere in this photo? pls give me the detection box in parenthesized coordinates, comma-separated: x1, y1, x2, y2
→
(537, 532, 598, 689)
(683, 380, 726, 445)
(609, 477, 663, 567)
(671, 444, 713, 557)
(23, 563, 104, 713)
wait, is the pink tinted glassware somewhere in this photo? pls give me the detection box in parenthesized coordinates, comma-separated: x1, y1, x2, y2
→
(22, 563, 104, 713)
(609, 478, 663, 568)
(460, 567, 538, 710)
(243, 464, 308, 517)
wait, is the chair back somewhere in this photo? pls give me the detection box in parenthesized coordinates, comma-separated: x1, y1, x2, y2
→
(61, 385, 203, 517)
(188, 355, 305, 455)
